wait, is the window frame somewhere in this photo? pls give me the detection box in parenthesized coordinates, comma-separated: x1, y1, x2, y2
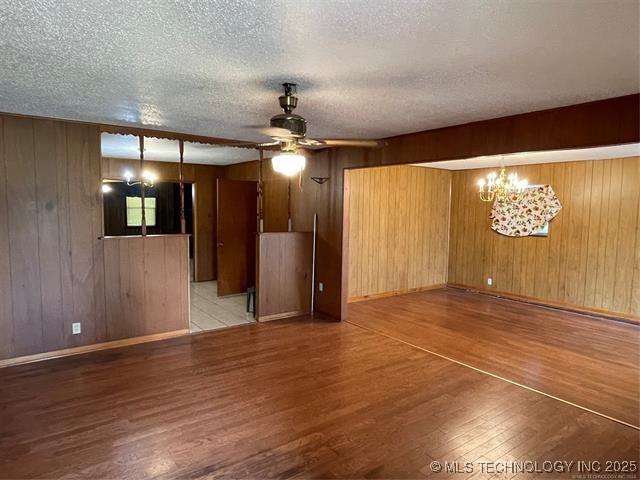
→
(125, 196, 157, 227)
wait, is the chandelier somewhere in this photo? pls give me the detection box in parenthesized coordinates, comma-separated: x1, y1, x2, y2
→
(123, 169, 157, 187)
(478, 167, 528, 202)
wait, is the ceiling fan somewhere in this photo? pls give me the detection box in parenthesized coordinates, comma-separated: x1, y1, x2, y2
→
(236, 83, 385, 176)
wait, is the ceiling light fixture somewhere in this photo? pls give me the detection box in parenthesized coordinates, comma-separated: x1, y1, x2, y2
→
(478, 167, 528, 203)
(272, 151, 306, 177)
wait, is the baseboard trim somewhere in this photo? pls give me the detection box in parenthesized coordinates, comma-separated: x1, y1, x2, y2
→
(348, 284, 446, 304)
(447, 283, 640, 326)
(0, 329, 190, 369)
(258, 310, 308, 322)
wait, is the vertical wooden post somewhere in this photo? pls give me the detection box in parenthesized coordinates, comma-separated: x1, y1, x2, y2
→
(179, 139, 186, 234)
(287, 179, 292, 232)
(139, 135, 146, 236)
(258, 148, 264, 233)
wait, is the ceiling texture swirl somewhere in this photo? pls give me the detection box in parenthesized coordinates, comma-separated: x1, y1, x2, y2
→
(1, 0, 638, 144)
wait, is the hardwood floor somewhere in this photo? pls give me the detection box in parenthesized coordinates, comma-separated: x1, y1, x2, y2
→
(348, 287, 640, 428)
(0, 316, 638, 479)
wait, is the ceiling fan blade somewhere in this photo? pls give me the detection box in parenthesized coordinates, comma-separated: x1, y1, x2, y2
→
(321, 139, 385, 148)
(297, 138, 323, 147)
(218, 140, 259, 147)
(256, 140, 281, 147)
(258, 127, 295, 139)
(299, 138, 386, 149)
(210, 139, 281, 148)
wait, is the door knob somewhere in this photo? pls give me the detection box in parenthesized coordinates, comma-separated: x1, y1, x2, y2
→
(217, 242, 224, 247)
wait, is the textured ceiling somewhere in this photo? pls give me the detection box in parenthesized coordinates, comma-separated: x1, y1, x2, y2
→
(101, 133, 269, 165)
(1, 1, 638, 143)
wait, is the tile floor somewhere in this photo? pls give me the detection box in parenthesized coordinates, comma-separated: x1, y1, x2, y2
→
(190, 281, 255, 332)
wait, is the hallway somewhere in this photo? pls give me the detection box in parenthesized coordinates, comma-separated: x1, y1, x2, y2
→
(190, 281, 254, 332)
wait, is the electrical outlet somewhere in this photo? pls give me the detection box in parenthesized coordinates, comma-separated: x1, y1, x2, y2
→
(318, 282, 324, 292)
(72, 322, 81, 335)
(487, 277, 493, 287)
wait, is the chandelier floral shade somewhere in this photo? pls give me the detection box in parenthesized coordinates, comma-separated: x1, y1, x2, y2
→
(478, 167, 528, 203)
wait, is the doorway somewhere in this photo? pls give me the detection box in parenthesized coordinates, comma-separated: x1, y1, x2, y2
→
(189, 178, 258, 333)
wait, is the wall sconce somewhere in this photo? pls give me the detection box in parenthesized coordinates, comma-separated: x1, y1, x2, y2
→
(311, 176, 329, 185)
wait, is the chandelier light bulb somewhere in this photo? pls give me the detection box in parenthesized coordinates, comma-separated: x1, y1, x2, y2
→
(478, 167, 530, 203)
(142, 170, 156, 181)
(122, 169, 157, 187)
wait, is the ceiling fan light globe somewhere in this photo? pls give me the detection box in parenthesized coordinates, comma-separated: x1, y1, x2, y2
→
(272, 152, 305, 176)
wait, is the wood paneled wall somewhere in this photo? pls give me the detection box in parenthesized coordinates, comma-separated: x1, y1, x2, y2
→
(0, 115, 190, 362)
(102, 157, 224, 282)
(0, 115, 105, 359)
(256, 232, 313, 320)
(104, 235, 189, 339)
(448, 157, 640, 319)
(380, 94, 639, 165)
(345, 165, 451, 301)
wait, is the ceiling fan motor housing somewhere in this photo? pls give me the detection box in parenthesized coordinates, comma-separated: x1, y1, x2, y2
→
(269, 82, 307, 138)
(270, 113, 307, 138)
